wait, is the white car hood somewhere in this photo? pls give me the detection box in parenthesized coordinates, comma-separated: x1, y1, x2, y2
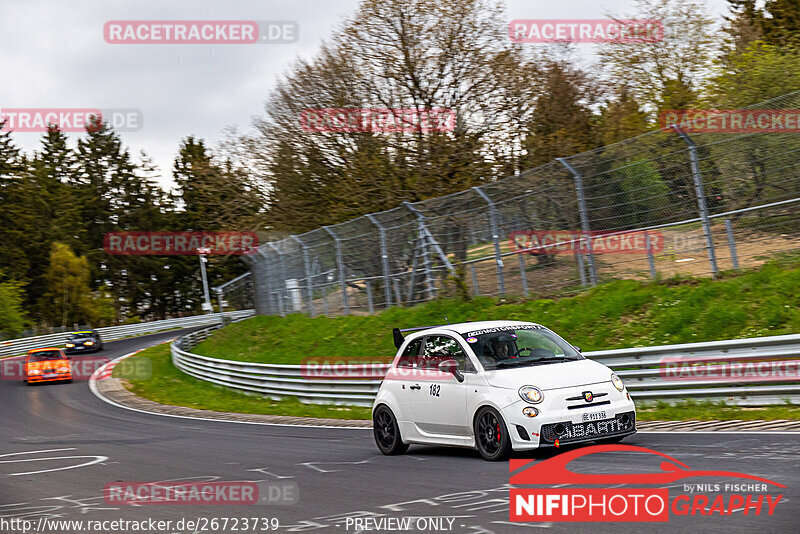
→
(484, 358, 612, 391)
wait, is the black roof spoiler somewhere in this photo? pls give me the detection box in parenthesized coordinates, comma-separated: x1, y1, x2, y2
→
(393, 328, 405, 349)
(393, 324, 451, 349)
(399, 324, 448, 333)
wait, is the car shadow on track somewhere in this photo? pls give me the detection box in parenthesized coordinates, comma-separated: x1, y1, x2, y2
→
(402, 438, 643, 462)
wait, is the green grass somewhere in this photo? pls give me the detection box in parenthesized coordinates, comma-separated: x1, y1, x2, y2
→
(114, 343, 372, 420)
(119, 255, 800, 421)
(193, 255, 800, 364)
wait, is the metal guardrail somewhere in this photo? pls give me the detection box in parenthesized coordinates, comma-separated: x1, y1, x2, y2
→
(172, 329, 800, 407)
(0, 310, 254, 357)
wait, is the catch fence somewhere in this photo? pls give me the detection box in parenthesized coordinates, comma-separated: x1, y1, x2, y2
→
(241, 91, 800, 316)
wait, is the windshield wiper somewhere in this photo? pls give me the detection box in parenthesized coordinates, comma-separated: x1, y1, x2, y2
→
(496, 356, 569, 368)
(528, 356, 569, 363)
(495, 359, 533, 368)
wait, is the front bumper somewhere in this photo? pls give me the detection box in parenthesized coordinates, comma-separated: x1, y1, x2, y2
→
(26, 372, 72, 383)
(537, 411, 636, 447)
(501, 384, 636, 451)
(66, 344, 96, 353)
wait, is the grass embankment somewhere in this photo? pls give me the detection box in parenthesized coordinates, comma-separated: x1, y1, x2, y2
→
(194, 256, 800, 364)
(118, 256, 800, 421)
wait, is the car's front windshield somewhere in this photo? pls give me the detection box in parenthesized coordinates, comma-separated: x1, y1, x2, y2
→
(461, 325, 582, 370)
(29, 351, 64, 362)
(68, 332, 92, 339)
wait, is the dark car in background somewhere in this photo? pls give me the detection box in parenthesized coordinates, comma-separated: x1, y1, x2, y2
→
(65, 330, 103, 354)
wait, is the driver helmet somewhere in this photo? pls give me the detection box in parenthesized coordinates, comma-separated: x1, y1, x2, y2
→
(491, 334, 513, 359)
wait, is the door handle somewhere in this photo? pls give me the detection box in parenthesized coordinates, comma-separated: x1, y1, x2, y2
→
(409, 384, 421, 390)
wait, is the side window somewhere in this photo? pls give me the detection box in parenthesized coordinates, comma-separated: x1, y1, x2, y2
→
(396, 338, 422, 368)
(422, 336, 475, 372)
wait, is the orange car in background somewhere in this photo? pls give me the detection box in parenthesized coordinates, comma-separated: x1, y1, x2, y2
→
(24, 348, 73, 385)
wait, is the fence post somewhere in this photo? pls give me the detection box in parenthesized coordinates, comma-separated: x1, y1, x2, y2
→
(215, 287, 225, 326)
(672, 125, 719, 279)
(471, 186, 505, 296)
(557, 158, 597, 286)
(366, 214, 392, 309)
(323, 226, 350, 315)
(402, 201, 456, 302)
(267, 243, 286, 317)
(518, 253, 528, 297)
(322, 277, 330, 316)
(576, 252, 587, 286)
(392, 278, 403, 306)
(470, 264, 480, 296)
(291, 235, 315, 317)
(257, 249, 275, 315)
(365, 281, 374, 314)
(645, 233, 657, 279)
(725, 219, 740, 270)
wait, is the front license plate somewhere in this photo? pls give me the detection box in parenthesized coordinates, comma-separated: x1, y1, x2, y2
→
(582, 410, 607, 422)
(43, 374, 57, 378)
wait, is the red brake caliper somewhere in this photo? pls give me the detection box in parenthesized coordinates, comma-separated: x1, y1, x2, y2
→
(496, 423, 500, 442)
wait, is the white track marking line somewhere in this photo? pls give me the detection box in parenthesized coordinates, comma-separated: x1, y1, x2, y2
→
(0, 448, 76, 458)
(88, 347, 371, 431)
(638, 430, 800, 434)
(0, 448, 108, 476)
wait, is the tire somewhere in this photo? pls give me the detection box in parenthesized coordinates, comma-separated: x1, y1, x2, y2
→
(373, 405, 408, 455)
(474, 406, 512, 461)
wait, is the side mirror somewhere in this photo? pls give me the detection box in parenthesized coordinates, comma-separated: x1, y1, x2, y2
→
(572, 345, 582, 353)
(438, 359, 464, 382)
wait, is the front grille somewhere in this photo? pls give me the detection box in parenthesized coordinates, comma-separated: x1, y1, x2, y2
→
(540, 411, 635, 444)
(564, 391, 610, 410)
(567, 400, 611, 410)
(565, 392, 608, 402)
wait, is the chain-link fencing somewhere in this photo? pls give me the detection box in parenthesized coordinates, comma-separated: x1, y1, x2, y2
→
(241, 91, 800, 317)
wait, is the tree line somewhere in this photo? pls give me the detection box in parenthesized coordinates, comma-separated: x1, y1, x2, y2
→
(0, 122, 264, 336)
(237, 0, 800, 233)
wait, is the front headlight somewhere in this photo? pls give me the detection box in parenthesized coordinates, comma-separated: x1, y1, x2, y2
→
(84, 341, 94, 346)
(66, 343, 75, 348)
(611, 373, 624, 392)
(519, 386, 543, 404)
(58, 367, 70, 373)
(28, 369, 42, 375)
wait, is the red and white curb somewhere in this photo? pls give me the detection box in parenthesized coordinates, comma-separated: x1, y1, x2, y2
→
(90, 349, 144, 381)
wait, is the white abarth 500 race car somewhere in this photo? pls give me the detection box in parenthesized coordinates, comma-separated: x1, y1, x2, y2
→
(372, 320, 636, 460)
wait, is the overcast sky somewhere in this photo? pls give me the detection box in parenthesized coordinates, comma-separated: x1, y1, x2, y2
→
(1, 0, 732, 190)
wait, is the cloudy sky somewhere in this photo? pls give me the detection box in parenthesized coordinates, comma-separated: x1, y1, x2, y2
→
(1, 0, 731, 190)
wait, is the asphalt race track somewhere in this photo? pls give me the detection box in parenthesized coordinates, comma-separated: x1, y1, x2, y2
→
(1, 331, 798, 534)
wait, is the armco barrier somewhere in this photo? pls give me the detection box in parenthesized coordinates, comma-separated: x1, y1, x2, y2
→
(0, 310, 254, 357)
(172, 328, 800, 407)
